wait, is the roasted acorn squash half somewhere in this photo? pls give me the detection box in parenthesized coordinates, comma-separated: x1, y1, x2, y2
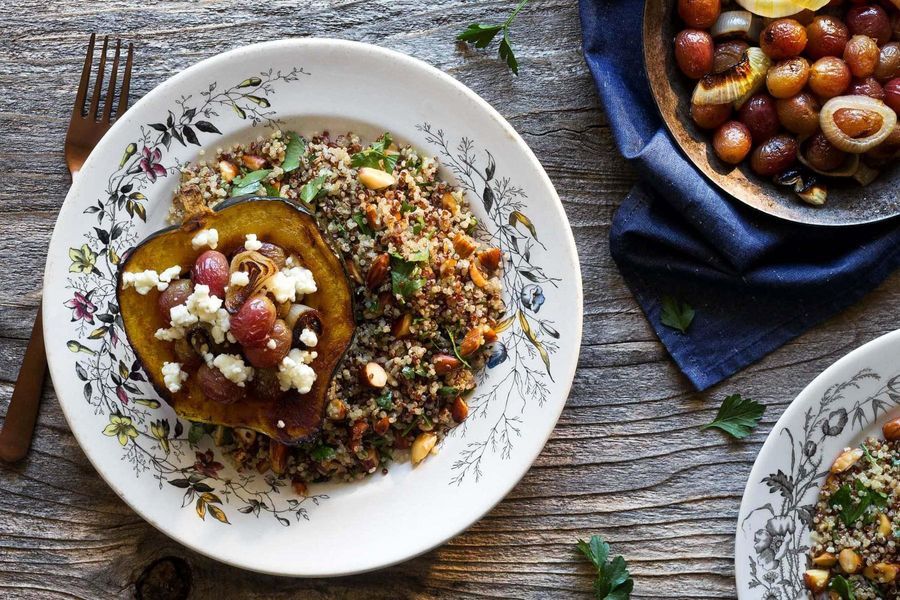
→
(116, 196, 355, 444)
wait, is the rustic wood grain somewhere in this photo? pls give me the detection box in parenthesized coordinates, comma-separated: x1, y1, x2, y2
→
(2, 1, 900, 598)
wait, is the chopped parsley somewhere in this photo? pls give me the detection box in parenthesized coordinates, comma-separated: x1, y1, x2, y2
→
(400, 201, 416, 214)
(229, 168, 271, 197)
(281, 131, 306, 173)
(438, 386, 460, 396)
(401, 365, 427, 379)
(310, 445, 336, 462)
(412, 214, 426, 235)
(828, 574, 855, 600)
(351, 213, 374, 237)
(829, 481, 888, 526)
(390, 255, 425, 300)
(299, 175, 327, 203)
(375, 390, 394, 410)
(350, 132, 398, 173)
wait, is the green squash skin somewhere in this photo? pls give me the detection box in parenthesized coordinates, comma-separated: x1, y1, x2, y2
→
(116, 196, 357, 445)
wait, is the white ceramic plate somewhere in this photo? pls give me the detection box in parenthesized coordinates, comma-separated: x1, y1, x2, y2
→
(43, 39, 582, 576)
(736, 330, 900, 599)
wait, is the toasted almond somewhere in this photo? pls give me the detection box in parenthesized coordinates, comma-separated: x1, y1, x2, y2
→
(811, 552, 837, 568)
(291, 477, 308, 496)
(453, 232, 478, 258)
(803, 569, 830, 592)
(366, 253, 390, 290)
(831, 448, 864, 474)
(358, 167, 395, 190)
(269, 441, 289, 475)
(373, 416, 390, 435)
(241, 154, 267, 170)
(411, 432, 437, 465)
(365, 203, 380, 229)
(345, 257, 364, 285)
(440, 258, 457, 278)
(218, 160, 239, 182)
(883, 417, 900, 441)
(459, 324, 493, 356)
(392, 313, 412, 339)
(451, 397, 469, 422)
(864, 562, 898, 583)
(441, 192, 459, 214)
(469, 261, 488, 288)
(433, 353, 462, 375)
(360, 362, 387, 388)
(839, 548, 862, 574)
(478, 247, 502, 273)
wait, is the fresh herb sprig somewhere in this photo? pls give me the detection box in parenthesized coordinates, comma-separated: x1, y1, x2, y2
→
(576, 535, 634, 600)
(659, 296, 694, 334)
(829, 481, 888, 526)
(701, 394, 765, 439)
(828, 574, 855, 600)
(457, 0, 530, 74)
(350, 132, 398, 173)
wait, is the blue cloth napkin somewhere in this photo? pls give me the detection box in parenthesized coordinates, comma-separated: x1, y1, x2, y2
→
(579, 0, 900, 390)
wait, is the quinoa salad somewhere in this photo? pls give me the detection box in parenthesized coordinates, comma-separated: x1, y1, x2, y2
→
(804, 419, 900, 599)
(168, 130, 505, 487)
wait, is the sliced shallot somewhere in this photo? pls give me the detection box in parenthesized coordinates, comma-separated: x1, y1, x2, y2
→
(735, 0, 828, 19)
(820, 95, 898, 154)
(692, 47, 771, 106)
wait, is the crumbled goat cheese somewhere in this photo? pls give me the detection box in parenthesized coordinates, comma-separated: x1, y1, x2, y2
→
(158, 265, 182, 284)
(186, 284, 223, 323)
(299, 328, 318, 348)
(161, 362, 188, 393)
(191, 228, 219, 250)
(212, 353, 253, 387)
(155, 326, 185, 341)
(122, 270, 162, 294)
(244, 234, 263, 251)
(209, 308, 232, 344)
(169, 304, 198, 328)
(266, 338, 277, 350)
(277, 419, 285, 429)
(269, 267, 317, 303)
(230, 271, 250, 287)
(277, 349, 317, 393)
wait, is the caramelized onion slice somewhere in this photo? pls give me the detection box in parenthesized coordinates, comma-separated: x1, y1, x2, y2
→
(692, 48, 771, 106)
(735, 0, 828, 18)
(820, 96, 898, 154)
(710, 11, 754, 39)
(225, 250, 279, 313)
(798, 150, 860, 177)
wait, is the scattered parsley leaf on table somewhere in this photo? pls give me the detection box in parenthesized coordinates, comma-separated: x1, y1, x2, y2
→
(659, 296, 694, 334)
(701, 394, 765, 439)
(576, 535, 634, 600)
(457, 0, 530, 74)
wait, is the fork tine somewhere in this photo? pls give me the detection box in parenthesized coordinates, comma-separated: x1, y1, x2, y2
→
(101, 40, 121, 123)
(71, 33, 96, 119)
(117, 43, 133, 117)
(88, 36, 109, 120)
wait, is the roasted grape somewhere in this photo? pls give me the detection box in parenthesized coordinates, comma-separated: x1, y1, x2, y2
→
(738, 93, 781, 143)
(875, 43, 900, 81)
(885, 77, 900, 113)
(691, 102, 732, 128)
(677, 0, 720, 29)
(196, 363, 246, 405)
(230, 295, 276, 347)
(750, 134, 798, 176)
(843, 34, 880, 78)
(809, 56, 852, 98)
(713, 40, 749, 73)
(776, 93, 821, 135)
(172, 338, 202, 370)
(806, 15, 849, 59)
(848, 76, 885, 99)
(713, 121, 752, 164)
(192, 250, 229, 298)
(249, 368, 281, 403)
(845, 4, 891, 45)
(767, 57, 810, 98)
(833, 107, 885, 138)
(803, 131, 848, 172)
(675, 29, 715, 79)
(243, 319, 292, 368)
(158, 279, 193, 323)
(761, 18, 808, 60)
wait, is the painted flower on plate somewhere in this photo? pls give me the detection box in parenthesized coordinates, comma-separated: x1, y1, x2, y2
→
(139, 146, 167, 182)
(753, 516, 795, 570)
(64, 291, 97, 323)
(102, 414, 138, 446)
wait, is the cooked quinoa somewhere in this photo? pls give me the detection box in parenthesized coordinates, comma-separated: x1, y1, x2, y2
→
(172, 130, 505, 485)
(808, 438, 900, 599)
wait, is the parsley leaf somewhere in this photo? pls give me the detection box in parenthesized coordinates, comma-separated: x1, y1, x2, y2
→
(829, 481, 888, 526)
(659, 296, 695, 334)
(310, 445, 336, 462)
(231, 169, 271, 188)
(351, 213, 374, 237)
(576, 535, 634, 600)
(828, 574, 856, 600)
(390, 255, 424, 299)
(299, 175, 327, 203)
(457, 0, 529, 75)
(375, 390, 393, 410)
(281, 131, 306, 173)
(351, 132, 398, 173)
(701, 394, 765, 439)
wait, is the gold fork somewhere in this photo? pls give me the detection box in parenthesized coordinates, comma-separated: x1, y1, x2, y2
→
(0, 34, 133, 462)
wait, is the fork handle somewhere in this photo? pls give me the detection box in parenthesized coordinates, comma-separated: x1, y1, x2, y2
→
(0, 304, 46, 462)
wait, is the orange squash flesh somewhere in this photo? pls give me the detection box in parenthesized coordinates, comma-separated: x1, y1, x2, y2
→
(117, 197, 355, 444)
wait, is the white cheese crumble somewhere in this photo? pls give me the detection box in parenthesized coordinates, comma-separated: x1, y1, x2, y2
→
(169, 304, 198, 328)
(209, 308, 232, 345)
(229, 271, 250, 287)
(122, 270, 162, 294)
(268, 266, 318, 303)
(185, 284, 223, 323)
(212, 353, 253, 387)
(158, 265, 182, 284)
(277, 419, 285, 429)
(299, 328, 318, 348)
(277, 349, 317, 394)
(244, 233, 263, 251)
(154, 326, 185, 341)
(266, 338, 277, 350)
(161, 362, 188, 393)
(191, 228, 219, 250)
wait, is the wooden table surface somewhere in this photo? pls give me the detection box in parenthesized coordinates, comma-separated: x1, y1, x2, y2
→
(2, 1, 899, 598)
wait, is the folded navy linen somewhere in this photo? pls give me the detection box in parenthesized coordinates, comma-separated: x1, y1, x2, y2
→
(579, 0, 900, 390)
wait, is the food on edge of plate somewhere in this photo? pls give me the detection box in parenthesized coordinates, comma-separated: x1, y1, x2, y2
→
(117, 130, 505, 485)
(802, 417, 900, 597)
(674, 0, 900, 206)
